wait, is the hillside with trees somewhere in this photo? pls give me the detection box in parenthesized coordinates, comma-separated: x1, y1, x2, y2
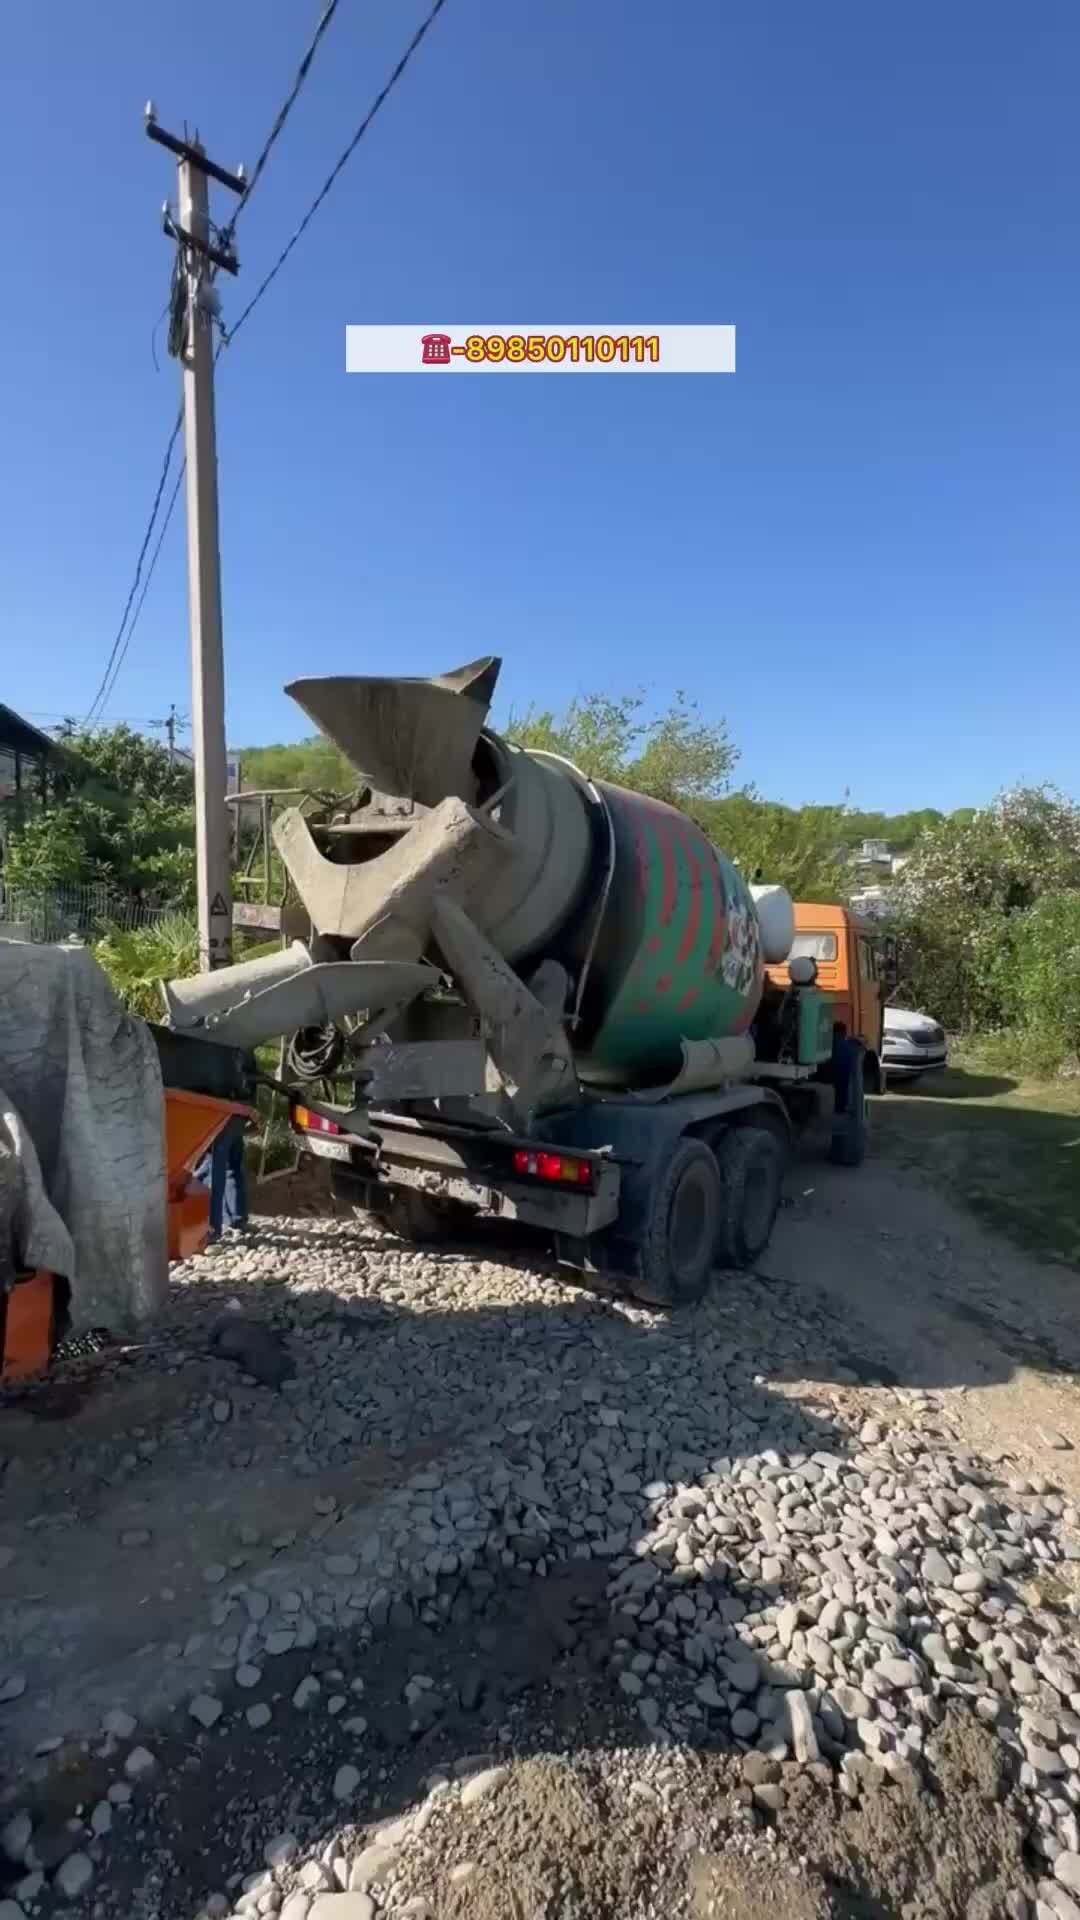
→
(3, 697, 1077, 1079)
(2, 702, 970, 915)
(233, 695, 971, 897)
(230, 734, 354, 797)
(235, 692, 1080, 1077)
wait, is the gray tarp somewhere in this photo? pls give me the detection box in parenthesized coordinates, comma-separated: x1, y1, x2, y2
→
(0, 941, 167, 1331)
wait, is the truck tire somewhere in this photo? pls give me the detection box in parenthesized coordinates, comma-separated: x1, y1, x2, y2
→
(829, 1043, 868, 1167)
(630, 1137, 722, 1308)
(714, 1126, 785, 1268)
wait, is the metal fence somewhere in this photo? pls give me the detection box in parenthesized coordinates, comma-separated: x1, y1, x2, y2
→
(0, 882, 174, 945)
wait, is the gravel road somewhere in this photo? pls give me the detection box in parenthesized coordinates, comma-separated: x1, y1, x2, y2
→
(1, 1152, 1079, 1920)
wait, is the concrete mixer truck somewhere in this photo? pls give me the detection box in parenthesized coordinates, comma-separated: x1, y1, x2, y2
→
(162, 658, 870, 1306)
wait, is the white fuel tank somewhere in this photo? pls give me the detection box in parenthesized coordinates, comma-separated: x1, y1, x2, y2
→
(750, 883, 796, 964)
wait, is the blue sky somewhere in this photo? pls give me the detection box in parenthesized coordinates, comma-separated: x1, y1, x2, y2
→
(2, 0, 1077, 811)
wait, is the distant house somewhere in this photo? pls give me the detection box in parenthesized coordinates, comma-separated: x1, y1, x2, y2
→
(850, 885, 892, 920)
(845, 838, 916, 921)
(847, 838, 911, 881)
(850, 837, 893, 872)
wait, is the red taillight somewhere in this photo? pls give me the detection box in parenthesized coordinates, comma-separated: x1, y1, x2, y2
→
(292, 1104, 342, 1137)
(512, 1148, 592, 1187)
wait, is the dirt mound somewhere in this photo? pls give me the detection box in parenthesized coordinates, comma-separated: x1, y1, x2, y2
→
(780, 1708, 1031, 1919)
(410, 1749, 823, 1920)
(436, 1757, 626, 1918)
(429, 1714, 1030, 1920)
(689, 1851, 833, 1919)
(430, 1758, 668, 1920)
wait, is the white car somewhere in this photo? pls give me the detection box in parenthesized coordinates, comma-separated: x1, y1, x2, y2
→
(883, 1005, 949, 1081)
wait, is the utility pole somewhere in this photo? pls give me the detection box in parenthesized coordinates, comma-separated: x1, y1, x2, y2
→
(151, 702, 186, 763)
(146, 105, 244, 970)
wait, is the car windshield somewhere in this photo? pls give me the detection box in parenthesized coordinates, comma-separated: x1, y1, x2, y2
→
(788, 931, 838, 962)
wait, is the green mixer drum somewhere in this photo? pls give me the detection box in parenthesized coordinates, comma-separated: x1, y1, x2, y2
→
(576, 784, 764, 1085)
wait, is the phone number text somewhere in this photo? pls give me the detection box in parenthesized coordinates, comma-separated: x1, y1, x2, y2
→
(453, 333, 660, 364)
(344, 325, 735, 374)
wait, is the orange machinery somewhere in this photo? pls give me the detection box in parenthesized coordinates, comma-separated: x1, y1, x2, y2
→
(2, 1042, 256, 1383)
(765, 900, 892, 1096)
(164, 1085, 255, 1262)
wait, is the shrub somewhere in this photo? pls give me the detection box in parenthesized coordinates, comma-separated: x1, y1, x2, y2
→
(892, 786, 1080, 1060)
(93, 915, 199, 1020)
(993, 891, 1080, 1075)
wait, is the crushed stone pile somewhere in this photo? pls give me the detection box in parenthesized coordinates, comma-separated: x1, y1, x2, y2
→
(1, 1216, 1078, 1919)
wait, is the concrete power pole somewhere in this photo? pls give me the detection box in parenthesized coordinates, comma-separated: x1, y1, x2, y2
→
(147, 107, 245, 970)
(150, 702, 187, 763)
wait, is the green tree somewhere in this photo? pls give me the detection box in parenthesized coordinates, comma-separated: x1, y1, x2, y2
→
(702, 793, 848, 902)
(892, 785, 1080, 1044)
(506, 689, 737, 804)
(230, 736, 355, 795)
(0, 807, 86, 892)
(993, 890, 1080, 1074)
(56, 724, 195, 810)
(506, 688, 848, 898)
(2, 724, 196, 905)
(836, 806, 946, 852)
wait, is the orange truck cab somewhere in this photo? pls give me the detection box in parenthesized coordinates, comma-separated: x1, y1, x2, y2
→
(766, 901, 891, 1096)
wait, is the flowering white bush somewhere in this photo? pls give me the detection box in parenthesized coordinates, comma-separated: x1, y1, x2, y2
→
(892, 785, 1080, 1070)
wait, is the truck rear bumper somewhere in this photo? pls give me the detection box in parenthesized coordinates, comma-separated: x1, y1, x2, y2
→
(329, 1156, 613, 1236)
(294, 1105, 621, 1238)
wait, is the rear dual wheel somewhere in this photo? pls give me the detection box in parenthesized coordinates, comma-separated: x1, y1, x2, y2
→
(632, 1139, 721, 1307)
(714, 1126, 787, 1268)
(631, 1126, 785, 1308)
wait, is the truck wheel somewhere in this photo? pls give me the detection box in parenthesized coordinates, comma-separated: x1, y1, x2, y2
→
(631, 1138, 722, 1308)
(715, 1126, 786, 1268)
(829, 1044, 868, 1167)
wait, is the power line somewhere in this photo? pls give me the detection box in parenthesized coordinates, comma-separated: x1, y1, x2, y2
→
(87, 4, 346, 724)
(85, 406, 183, 724)
(94, 462, 185, 721)
(94, 333, 242, 723)
(93, 0, 448, 715)
(86, 325, 227, 728)
(227, 0, 448, 346)
(25, 709, 184, 728)
(220, 0, 344, 243)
